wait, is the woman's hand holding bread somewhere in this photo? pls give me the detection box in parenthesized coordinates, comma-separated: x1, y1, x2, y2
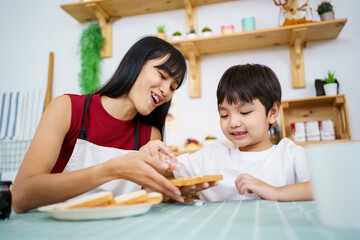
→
(102, 152, 183, 202)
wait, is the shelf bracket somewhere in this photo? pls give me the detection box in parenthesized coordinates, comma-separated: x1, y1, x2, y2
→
(184, 0, 198, 33)
(289, 27, 307, 88)
(180, 42, 201, 98)
(86, 3, 118, 58)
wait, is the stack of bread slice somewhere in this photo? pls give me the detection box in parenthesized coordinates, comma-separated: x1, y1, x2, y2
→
(53, 190, 162, 211)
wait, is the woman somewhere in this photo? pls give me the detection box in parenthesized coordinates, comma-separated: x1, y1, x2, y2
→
(12, 36, 186, 213)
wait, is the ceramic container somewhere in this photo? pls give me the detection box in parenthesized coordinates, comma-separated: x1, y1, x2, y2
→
(221, 25, 234, 35)
(242, 17, 255, 32)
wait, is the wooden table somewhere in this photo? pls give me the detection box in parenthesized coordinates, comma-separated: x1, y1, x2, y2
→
(1, 200, 359, 240)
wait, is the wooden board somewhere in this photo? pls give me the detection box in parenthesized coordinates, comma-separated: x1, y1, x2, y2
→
(61, 0, 232, 23)
(171, 19, 347, 56)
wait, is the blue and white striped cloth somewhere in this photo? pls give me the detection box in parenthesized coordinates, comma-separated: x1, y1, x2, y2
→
(0, 90, 45, 179)
(0, 90, 45, 141)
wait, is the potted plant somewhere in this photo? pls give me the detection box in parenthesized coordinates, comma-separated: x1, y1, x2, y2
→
(155, 25, 167, 40)
(187, 29, 197, 39)
(79, 23, 104, 94)
(172, 31, 182, 41)
(323, 70, 338, 95)
(201, 27, 212, 37)
(317, 1, 335, 21)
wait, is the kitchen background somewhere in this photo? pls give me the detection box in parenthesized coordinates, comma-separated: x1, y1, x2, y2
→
(1, 0, 359, 147)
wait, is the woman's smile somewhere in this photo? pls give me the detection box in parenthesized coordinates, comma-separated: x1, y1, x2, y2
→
(151, 91, 163, 107)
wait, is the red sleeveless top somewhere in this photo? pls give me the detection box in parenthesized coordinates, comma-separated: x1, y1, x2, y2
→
(51, 94, 152, 173)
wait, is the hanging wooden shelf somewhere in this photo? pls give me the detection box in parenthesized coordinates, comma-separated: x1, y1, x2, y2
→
(61, 0, 346, 97)
(60, 0, 231, 58)
(171, 18, 347, 96)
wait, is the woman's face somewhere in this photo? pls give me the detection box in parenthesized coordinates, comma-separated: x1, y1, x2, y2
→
(128, 56, 179, 116)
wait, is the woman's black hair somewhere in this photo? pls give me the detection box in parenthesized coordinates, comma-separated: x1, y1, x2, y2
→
(96, 36, 187, 139)
(217, 64, 281, 128)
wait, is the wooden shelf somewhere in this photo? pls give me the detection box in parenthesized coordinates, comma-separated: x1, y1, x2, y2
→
(280, 94, 351, 146)
(61, 0, 231, 23)
(61, 0, 347, 97)
(174, 147, 202, 156)
(60, 0, 231, 58)
(170, 18, 347, 96)
(294, 139, 353, 147)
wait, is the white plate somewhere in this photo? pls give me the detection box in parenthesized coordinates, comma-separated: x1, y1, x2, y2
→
(38, 203, 154, 221)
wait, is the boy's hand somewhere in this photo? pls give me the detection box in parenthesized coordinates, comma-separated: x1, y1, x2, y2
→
(235, 173, 278, 201)
(180, 181, 219, 196)
(157, 181, 219, 203)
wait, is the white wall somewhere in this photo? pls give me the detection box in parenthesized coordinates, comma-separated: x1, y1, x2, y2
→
(1, 0, 359, 147)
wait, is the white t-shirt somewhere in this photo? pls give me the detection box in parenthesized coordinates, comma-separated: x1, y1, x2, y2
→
(173, 138, 310, 202)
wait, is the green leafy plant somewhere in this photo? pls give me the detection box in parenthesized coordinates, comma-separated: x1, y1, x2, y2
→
(78, 23, 104, 94)
(156, 25, 166, 33)
(325, 70, 336, 84)
(188, 28, 196, 34)
(173, 31, 182, 36)
(317, 1, 333, 15)
(202, 27, 212, 32)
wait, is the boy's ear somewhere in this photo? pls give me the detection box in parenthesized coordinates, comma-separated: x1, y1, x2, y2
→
(267, 102, 281, 124)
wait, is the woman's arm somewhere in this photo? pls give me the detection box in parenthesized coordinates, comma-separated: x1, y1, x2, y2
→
(12, 95, 116, 212)
(12, 96, 182, 213)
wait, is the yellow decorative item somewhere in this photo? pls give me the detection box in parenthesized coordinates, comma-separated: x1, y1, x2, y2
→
(273, 0, 313, 26)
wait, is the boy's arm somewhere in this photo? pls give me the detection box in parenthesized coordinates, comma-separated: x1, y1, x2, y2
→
(276, 182, 313, 201)
(235, 173, 313, 201)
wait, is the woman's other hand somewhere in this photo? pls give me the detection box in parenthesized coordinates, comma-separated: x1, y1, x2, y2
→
(139, 140, 175, 160)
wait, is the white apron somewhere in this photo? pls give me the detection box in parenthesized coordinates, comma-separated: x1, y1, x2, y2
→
(63, 94, 141, 197)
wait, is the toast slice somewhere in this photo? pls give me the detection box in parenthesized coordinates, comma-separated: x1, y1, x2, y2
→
(55, 191, 115, 210)
(145, 192, 163, 203)
(113, 190, 148, 206)
(169, 175, 223, 186)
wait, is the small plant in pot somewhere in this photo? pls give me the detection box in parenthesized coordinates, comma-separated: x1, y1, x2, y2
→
(317, 1, 335, 21)
(155, 25, 167, 40)
(187, 29, 197, 39)
(172, 31, 182, 41)
(323, 70, 338, 96)
(201, 27, 212, 37)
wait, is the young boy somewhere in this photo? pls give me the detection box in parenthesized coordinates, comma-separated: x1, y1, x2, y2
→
(173, 64, 312, 202)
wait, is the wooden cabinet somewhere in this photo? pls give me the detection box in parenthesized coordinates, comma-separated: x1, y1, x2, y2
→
(280, 95, 351, 146)
(61, 1, 347, 97)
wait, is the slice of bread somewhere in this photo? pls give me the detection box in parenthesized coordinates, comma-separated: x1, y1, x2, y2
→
(55, 191, 115, 210)
(113, 190, 148, 206)
(169, 174, 223, 186)
(146, 192, 163, 203)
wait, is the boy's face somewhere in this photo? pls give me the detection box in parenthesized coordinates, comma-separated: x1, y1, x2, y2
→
(218, 98, 279, 152)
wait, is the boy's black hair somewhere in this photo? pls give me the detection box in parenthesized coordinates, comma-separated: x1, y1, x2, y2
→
(217, 64, 281, 124)
(96, 36, 187, 139)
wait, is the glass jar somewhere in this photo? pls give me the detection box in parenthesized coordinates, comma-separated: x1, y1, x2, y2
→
(0, 181, 12, 220)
